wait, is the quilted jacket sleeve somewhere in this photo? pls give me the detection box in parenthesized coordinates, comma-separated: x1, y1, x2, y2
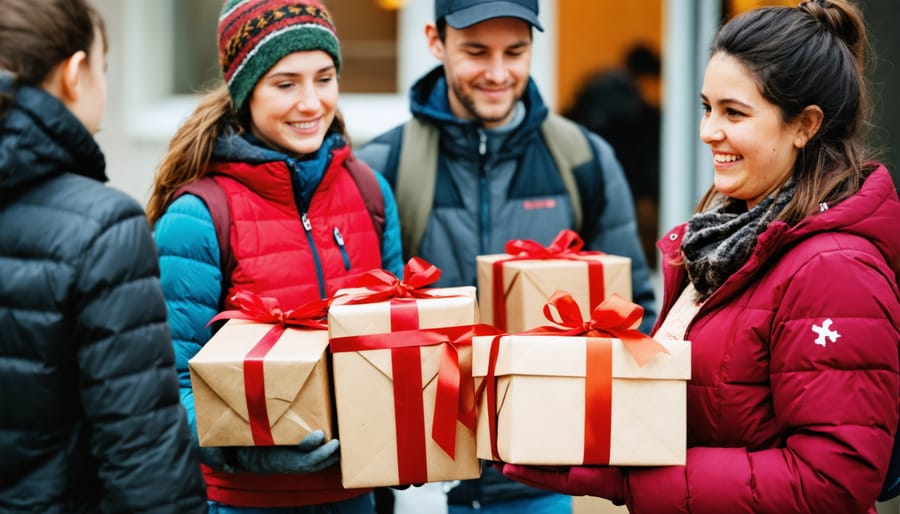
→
(74, 197, 207, 513)
(623, 243, 900, 513)
(585, 133, 658, 332)
(376, 170, 404, 276)
(154, 194, 225, 464)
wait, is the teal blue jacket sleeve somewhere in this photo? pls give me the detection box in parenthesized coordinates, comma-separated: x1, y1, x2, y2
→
(376, 171, 404, 277)
(153, 194, 224, 455)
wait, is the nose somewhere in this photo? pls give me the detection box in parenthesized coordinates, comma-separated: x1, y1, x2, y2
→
(483, 54, 509, 84)
(699, 116, 724, 144)
(295, 82, 321, 112)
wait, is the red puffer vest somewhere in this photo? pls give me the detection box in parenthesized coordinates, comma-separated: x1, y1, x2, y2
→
(200, 144, 378, 507)
(217, 143, 382, 308)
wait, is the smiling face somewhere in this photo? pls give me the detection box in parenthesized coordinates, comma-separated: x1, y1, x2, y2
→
(427, 17, 532, 129)
(700, 52, 809, 209)
(248, 50, 338, 157)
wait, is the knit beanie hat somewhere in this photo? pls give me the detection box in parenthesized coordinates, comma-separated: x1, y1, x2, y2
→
(218, 0, 342, 110)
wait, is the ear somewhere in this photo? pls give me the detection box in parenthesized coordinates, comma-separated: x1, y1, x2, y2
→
(43, 50, 87, 106)
(425, 22, 444, 61)
(793, 105, 824, 149)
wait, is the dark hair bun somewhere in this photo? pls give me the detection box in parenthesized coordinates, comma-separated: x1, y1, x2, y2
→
(798, 0, 866, 63)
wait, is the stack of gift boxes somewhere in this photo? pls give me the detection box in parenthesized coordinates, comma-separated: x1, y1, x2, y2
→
(188, 230, 691, 489)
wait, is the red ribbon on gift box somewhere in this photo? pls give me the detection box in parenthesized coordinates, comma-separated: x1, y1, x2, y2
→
(491, 229, 606, 331)
(330, 258, 499, 484)
(330, 324, 499, 484)
(208, 292, 330, 446)
(479, 291, 669, 463)
(337, 256, 446, 305)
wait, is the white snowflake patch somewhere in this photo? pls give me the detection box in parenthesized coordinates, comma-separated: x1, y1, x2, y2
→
(812, 319, 841, 347)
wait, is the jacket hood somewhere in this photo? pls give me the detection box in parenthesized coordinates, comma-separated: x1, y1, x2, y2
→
(0, 73, 105, 195)
(779, 164, 900, 279)
(408, 65, 549, 156)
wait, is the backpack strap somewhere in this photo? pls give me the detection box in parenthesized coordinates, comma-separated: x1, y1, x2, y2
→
(171, 177, 236, 307)
(395, 117, 439, 261)
(344, 153, 386, 242)
(392, 113, 598, 258)
(540, 113, 594, 233)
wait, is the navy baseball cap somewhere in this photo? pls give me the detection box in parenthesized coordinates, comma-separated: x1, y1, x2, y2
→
(435, 0, 544, 32)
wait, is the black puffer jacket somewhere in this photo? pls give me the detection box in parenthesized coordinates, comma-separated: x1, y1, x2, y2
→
(0, 78, 207, 513)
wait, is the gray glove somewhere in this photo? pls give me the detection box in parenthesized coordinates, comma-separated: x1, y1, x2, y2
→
(235, 430, 340, 474)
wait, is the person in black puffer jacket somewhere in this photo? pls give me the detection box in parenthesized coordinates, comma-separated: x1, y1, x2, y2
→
(0, 1, 207, 512)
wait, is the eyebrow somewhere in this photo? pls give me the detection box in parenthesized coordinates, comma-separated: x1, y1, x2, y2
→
(459, 40, 530, 51)
(700, 93, 753, 111)
(266, 65, 335, 79)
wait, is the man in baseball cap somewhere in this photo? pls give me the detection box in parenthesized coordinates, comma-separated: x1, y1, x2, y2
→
(356, 2, 657, 509)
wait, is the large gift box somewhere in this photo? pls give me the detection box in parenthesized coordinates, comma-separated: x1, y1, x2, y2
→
(476, 230, 632, 332)
(473, 292, 691, 466)
(328, 259, 494, 488)
(189, 294, 333, 447)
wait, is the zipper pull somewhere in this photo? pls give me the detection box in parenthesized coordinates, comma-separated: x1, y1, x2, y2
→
(301, 212, 312, 232)
(478, 129, 487, 156)
(333, 227, 351, 270)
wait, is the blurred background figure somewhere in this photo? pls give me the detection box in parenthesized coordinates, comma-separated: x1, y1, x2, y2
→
(564, 44, 661, 268)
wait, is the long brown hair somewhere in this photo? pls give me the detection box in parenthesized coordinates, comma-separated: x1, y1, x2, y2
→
(698, 0, 872, 223)
(146, 84, 236, 226)
(0, 0, 106, 121)
(145, 81, 351, 227)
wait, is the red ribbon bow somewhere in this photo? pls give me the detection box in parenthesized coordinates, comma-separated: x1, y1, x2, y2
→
(492, 230, 605, 331)
(339, 257, 444, 305)
(207, 292, 330, 446)
(209, 291, 330, 330)
(504, 228, 593, 258)
(531, 290, 667, 367)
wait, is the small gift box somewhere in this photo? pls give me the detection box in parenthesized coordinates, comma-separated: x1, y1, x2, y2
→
(327, 258, 497, 488)
(189, 293, 333, 447)
(476, 229, 632, 332)
(473, 292, 691, 466)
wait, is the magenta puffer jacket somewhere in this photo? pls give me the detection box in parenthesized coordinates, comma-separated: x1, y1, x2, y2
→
(630, 165, 900, 514)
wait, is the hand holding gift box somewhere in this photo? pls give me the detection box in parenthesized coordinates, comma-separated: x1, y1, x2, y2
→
(189, 292, 335, 448)
(474, 291, 691, 466)
(328, 258, 499, 488)
(477, 229, 632, 332)
(501, 464, 626, 506)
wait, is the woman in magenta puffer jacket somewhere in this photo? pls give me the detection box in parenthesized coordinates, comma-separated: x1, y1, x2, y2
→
(499, 1, 900, 513)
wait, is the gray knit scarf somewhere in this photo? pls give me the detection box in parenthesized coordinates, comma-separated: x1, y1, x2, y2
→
(682, 180, 796, 302)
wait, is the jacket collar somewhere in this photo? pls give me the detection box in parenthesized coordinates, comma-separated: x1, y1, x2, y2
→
(407, 65, 550, 159)
(0, 74, 105, 194)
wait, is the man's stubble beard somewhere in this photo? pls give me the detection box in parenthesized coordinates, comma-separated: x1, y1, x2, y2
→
(450, 79, 517, 126)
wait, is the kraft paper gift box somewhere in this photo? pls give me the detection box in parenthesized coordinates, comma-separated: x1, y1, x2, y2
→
(327, 277, 487, 489)
(473, 334, 690, 465)
(472, 293, 691, 466)
(189, 318, 333, 447)
(476, 229, 632, 332)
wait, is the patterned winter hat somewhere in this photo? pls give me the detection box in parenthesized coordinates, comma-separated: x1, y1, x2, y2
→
(218, 0, 341, 110)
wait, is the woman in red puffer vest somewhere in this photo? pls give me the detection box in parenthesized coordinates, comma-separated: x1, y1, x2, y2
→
(145, 1, 403, 512)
